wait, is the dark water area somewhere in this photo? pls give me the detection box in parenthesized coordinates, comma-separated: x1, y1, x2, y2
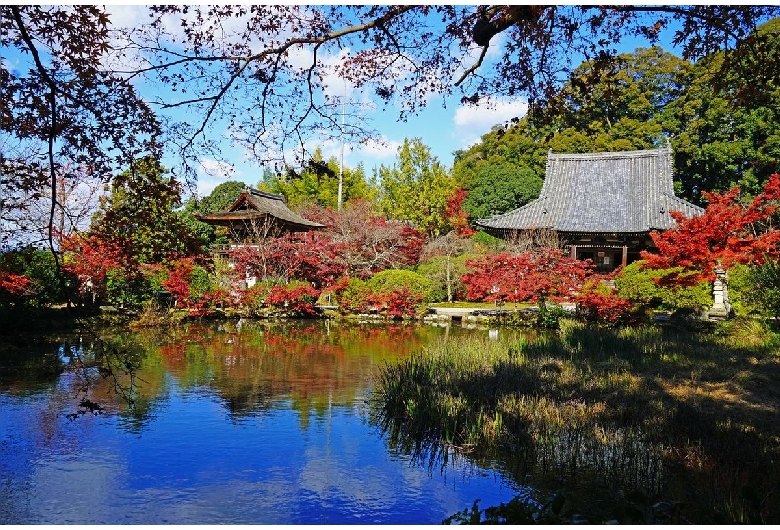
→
(0, 320, 522, 524)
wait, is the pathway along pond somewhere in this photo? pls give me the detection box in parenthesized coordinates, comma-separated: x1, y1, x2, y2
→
(1, 320, 525, 524)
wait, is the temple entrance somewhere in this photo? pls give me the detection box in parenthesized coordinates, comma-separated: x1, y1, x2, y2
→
(570, 244, 639, 272)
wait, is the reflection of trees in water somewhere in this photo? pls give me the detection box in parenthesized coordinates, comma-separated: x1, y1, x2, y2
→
(0, 338, 64, 393)
(12, 320, 483, 436)
(43, 319, 458, 426)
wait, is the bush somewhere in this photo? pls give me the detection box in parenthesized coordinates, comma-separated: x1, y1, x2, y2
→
(415, 254, 473, 303)
(264, 280, 320, 316)
(240, 280, 275, 313)
(0, 247, 73, 307)
(573, 278, 634, 325)
(615, 261, 711, 311)
(335, 277, 373, 313)
(470, 230, 504, 250)
(729, 261, 780, 318)
(536, 302, 568, 329)
(576, 290, 634, 325)
(331, 273, 427, 318)
(367, 269, 433, 303)
(106, 267, 150, 308)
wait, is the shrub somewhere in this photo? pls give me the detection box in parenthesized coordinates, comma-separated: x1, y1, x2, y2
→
(106, 267, 150, 308)
(536, 302, 568, 329)
(367, 287, 424, 318)
(414, 254, 472, 303)
(729, 261, 780, 318)
(189, 264, 211, 300)
(336, 277, 373, 313)
(615, 261, 711, 311)
(576, 290, 634, 325)
(240, 280, 275, 312)
(367, 269, 433, 303)
(264, 280, 320, 316)
(0, 247, 73, 307)
(332, 273, 426, 318)
(470, 230, 504, 250)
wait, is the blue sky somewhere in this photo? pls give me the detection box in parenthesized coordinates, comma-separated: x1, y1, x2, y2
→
(5, 5, 690, 199)
(101, 5, 544, 197)
(151, 5, 688, 199)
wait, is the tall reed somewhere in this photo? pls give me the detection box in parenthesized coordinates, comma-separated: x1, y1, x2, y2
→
(372, 319, 780, 523)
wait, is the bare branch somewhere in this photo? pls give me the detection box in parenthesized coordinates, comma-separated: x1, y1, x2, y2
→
(455, 45, 489, 87)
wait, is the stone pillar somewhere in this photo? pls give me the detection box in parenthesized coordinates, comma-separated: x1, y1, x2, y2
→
(709, 267, 731, 319)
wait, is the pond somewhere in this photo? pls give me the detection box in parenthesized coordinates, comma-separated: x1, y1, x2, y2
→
(0, 320, 524, 524)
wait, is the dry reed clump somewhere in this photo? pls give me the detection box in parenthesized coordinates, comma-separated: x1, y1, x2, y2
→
(373, 320, 780, 523)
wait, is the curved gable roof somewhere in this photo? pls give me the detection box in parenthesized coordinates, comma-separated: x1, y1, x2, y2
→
(477, 146, 703, 234)
(195, 188, 324, 231)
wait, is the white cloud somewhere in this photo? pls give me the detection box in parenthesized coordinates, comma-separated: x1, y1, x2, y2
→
(356, 136, 401, 161)
(196, 158, 239, 197)
(452, 97, 528, 149)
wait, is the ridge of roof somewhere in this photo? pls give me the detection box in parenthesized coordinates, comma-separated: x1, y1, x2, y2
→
(247, 188, 284, 201)
(547, 146, 670, 160)
(199, 187, 325, 229)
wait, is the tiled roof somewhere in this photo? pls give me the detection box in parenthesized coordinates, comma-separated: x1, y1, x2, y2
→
(476, 146, 703, 234)
(195, 188, 325, 230)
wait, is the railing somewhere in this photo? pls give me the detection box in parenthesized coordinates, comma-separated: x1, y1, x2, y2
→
(208, 243, 260, 254)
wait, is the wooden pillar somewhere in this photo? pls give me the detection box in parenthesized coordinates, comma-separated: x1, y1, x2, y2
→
(570, 244, 577, 260)
(621, 245, 628, 268)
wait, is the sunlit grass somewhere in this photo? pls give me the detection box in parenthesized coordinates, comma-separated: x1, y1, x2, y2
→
(372, 318, 780, 523)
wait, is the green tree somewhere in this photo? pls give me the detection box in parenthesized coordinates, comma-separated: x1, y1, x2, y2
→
(263, 148, 378, 210)
(668, 19, 780, 203)
(453, 47, 690, 219)
(376, 138, 456, 238)
(91, 157, 201, 265)
(181, 180, 248, 248)
(461, 163, 542, 221)
(553, 47, 691, 142)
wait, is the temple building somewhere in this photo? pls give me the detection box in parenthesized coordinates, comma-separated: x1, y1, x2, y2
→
(195, 188, 324, 247)
(476, 146, 703, 272)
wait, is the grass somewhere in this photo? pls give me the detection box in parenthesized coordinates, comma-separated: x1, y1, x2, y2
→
(371, 317, 780, 523)
(427, 300, 535, 310)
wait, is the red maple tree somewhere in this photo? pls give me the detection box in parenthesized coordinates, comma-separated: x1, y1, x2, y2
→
(444, 187, 477, 237)
(0, 271, 33, 298)
(60, 233, 132, 300)
(462, 248, 593, 304)
(303, 200, 424, 278)
(642, 173, 780, 286)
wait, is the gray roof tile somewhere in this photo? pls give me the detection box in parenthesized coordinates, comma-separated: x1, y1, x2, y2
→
(477, 147, 703, 234)
(196, 188, 325, 230)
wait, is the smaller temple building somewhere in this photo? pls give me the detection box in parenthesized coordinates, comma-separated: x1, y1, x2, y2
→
(195, 188, 324, 247)
(476, 146, 703, 272)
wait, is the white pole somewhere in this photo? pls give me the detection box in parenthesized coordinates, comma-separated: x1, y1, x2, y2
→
(338, 78, 345, 211)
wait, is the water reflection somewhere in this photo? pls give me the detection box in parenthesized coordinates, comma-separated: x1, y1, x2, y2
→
(0, 321, 519, 524)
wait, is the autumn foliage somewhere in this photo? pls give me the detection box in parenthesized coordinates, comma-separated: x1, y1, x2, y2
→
(642, 173, 780, 285)
(231, 232, 347, 288)
(444, 187, 477, 237)
(232, 201, 424, 287)
(576, 279, 635, 325)
(0, 271, 33, 298)
(462, 248, 593, 304)
(60, 233, 133, 300)
(263, 283, 320, 316)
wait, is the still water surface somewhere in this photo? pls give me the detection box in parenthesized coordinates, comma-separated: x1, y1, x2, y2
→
(1, 320, 521, 524)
